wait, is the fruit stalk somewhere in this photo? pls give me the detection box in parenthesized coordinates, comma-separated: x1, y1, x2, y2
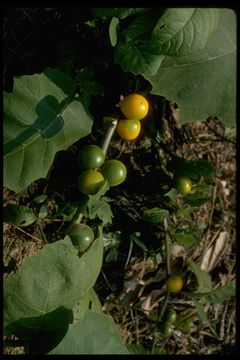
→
(100, 117, 118, 155)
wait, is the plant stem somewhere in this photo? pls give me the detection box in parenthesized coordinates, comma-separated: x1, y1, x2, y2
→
(163, 218, 171, 277)
(100, 117, 118, 155)
(151, 291, 170, 354)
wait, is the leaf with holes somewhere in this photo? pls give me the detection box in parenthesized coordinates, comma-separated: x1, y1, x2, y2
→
(3, 204, 36, 227)
(3, 230, 103, 353)
(4, 67, 93, 193)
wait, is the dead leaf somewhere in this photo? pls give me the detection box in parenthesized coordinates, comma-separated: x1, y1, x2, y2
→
(200, 231, 229, 272)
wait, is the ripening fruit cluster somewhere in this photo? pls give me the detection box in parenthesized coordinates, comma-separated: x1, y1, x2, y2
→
(117, 93, 149, 141)
(77, 144, 127, 195)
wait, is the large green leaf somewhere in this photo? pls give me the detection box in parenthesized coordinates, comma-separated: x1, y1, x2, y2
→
(72, 288, 103, 323)
(49, 310, 129, 354)
(3, 67, 93, 193)
(3, 230, 103, 346)
(114, 12, 164, 76)
(148, 9, 236, 125)
(148, 8, 220, 56)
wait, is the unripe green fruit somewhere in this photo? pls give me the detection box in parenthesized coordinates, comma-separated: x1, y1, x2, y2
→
(157, 321, 174, 337)
(78, 145, 105, 170)
(101, 159, 127, 186)
(67, 223, 94, 252)
(77, 170, 105, 195)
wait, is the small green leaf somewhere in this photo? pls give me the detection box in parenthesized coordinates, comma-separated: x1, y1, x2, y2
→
(175, 312, 194, 333)
(33, 194, 48, 205)
(164, 188, 177, 203)
(193, 280, 236, 304)
(188, 260, 212, 293)
(142, 208, 169, 223)
(88, 199, 113, 225)
(3, 204, 36, 227)
(192, 298, 209, 325)
(131, 234, 149, 252)
(57, 203, 78, 222)
(38, 204, 48, 219)
(183, 193, 211, 207)
(109, 17, 119, 46)
(171, 228, 201, 249)
(88, 181, 110, 204)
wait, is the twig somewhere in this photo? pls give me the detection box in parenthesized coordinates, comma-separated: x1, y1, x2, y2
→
(100, 270, 115, 292)
(200, 180, 218, 261)
(124, 237, 134, 270)
(10, 223, 43, 243)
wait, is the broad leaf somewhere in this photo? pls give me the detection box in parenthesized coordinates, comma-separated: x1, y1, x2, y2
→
(115, 12, 164, 76)
(4, 231, 103, 345)
(148, 8, 221, 56)
(115, 37, 164, 76)
(4, 67, 93, 193)
(3, 204, 36, 227)
(188, 260, 212, 293)
(49, 310, 129, 354)
(148, 9, 236, 125)
(72, 288, 103, 323)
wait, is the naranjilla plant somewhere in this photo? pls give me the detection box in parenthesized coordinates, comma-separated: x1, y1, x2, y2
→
(3, 7, 236, 355)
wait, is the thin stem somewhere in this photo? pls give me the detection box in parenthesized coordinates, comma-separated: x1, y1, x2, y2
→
(73, 212, 83, 225)
(151, 291, 170, 354)
(100, 117, 118, 155)
(124, 237, 134, 269)
(10, 224, 43, 243)
(163, 218, 171, 277)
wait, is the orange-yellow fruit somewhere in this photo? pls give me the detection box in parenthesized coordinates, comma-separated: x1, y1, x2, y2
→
(120, 93, 149, 120)
(116, 119, 141, 140)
